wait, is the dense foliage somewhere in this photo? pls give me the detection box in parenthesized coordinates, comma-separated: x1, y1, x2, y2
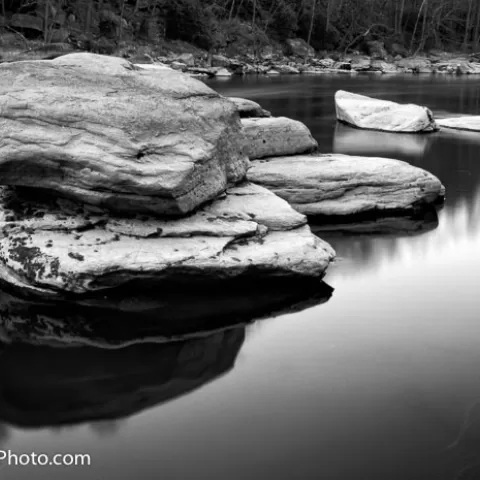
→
(2, 0, 480, 54)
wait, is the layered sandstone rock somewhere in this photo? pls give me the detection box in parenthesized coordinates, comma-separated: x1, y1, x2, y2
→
(0, 53, 249, 216)
(248, 154, 445, 217)
(0, 183, 334, 297)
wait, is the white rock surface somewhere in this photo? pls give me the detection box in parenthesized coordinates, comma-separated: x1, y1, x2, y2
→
(247, 154, 445, 216)
(335, 90, 438, 132)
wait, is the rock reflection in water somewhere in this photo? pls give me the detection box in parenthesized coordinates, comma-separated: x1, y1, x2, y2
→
(333, 122, 432, 158)
(0, 279, 333, 347)
(311, 208, 439, 237)
(0, 280, 333, 429)
(0, 327, 245, 428)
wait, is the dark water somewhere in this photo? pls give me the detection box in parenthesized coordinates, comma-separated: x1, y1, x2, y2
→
(2, 74, 480, 480)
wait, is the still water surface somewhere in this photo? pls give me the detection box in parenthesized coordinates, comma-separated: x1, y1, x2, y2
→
(2, 74, 480, 479)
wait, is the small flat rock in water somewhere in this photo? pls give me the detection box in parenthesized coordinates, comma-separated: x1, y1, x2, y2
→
(227, 97, 271, 118)
(0, 183, 334, 297)
(247, 154, 445, 217)
(437, 116, 480, 131)
(335, 90, 438, 132)
(242, 117, 318, 159)
(0, 53, 248, 216)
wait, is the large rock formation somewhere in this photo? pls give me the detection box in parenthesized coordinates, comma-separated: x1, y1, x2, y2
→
(0, 53, 248, 216)
(242, 117, 318, 159)
(437, 116, 480, 131)
(335, 90, 438, 133)
(0, 53, 336, 299)
(0, 183, 334, 297)
(247, 154, 445, 217)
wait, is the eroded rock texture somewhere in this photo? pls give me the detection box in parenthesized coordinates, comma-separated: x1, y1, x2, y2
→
(0, 53, 249, 215)
(0, 183, 334, 297)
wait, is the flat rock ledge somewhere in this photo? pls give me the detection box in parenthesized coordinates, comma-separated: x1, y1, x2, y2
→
(242, 117, 318, 159)
(247, 154, 445, 217)
(227, 97, 271, 118)
(0, 183, 334, 298)
(0, 53, 249, 216)
(335, 90, 438, 133)
(437, 116, 480, 131)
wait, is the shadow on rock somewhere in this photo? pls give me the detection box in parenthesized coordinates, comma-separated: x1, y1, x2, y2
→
(310, 208, 440, 237)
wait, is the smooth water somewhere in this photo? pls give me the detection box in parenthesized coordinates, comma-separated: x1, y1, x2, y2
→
(2, 74, 480, 480)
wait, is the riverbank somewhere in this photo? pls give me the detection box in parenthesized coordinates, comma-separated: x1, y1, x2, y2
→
(2, 34, 480, 77)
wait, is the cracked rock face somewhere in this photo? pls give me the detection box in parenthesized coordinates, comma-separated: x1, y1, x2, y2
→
(0, 183, 334, 298)
(247, 154, 445, 217)
(335, 90, 438, 133)
(0, 53, 249, 215)
(242, 117, 318, 159)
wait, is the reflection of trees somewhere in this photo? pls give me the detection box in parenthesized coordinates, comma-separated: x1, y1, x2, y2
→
(322, 184, 480, 279)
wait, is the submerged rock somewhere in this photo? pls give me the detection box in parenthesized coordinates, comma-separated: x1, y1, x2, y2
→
(335, 90, 438, 133)
(437, 116, 480, 131)
(247, 153, 445, 217)
(228, 97, 271, 118)
(0, 53, 248, 216)
(0, 184, 334, 297)
(242, 117, 318, 159)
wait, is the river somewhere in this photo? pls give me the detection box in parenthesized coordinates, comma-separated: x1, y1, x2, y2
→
(2, 73, 480, 480)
